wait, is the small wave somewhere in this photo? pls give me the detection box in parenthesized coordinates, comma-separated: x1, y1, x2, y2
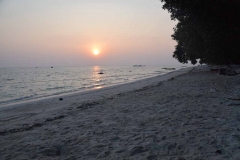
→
(3, 78, 14, 81)
(0, 86, 89, 105)
(94, 83, 105, 87)
(0, 95, 36, 105)
(46, 87, 65, 90)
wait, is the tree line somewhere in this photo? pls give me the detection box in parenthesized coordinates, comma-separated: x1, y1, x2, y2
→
(160, 0, 240, 65)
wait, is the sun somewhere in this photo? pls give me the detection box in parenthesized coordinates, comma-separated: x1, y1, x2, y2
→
(93, 49, 100, 55)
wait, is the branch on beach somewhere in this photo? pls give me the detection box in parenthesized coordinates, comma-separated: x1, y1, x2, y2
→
(227, 103, 240, 106)
(227, 98, 240, 101)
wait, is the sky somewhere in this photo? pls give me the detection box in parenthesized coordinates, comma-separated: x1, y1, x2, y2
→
(0, 0, 183, 67)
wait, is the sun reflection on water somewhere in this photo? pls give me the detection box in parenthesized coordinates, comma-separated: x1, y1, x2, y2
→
(95, 86, 103, 89)
(92, 66, 103, 89)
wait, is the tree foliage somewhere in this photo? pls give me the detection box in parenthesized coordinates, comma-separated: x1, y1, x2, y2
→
(160, 0, 240, 65)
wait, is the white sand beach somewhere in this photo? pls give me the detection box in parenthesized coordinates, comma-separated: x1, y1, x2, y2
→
(1, 66, 240, 160)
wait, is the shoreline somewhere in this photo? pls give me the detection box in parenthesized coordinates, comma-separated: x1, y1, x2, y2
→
(0, 65, 182, 108)
(0, 67, 193, 110)
(2, 65, 239, 159)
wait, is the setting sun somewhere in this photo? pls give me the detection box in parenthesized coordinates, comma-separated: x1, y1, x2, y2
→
(93, 49, 100, 55)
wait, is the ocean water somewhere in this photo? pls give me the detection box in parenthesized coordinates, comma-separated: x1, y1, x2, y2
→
(0, 66, 179, 106)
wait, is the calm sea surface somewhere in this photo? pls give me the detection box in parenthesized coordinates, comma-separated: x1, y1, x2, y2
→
(0, 66, 180, 106)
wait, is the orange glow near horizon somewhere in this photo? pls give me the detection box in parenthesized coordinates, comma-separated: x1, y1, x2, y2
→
(0, 1, 180, 67)
(93, 49, 100, 55)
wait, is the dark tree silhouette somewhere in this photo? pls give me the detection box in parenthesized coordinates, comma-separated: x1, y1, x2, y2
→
(161, 0, 240, 65)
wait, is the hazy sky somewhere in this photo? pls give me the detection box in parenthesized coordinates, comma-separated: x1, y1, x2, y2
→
(0, 0, 181, 67)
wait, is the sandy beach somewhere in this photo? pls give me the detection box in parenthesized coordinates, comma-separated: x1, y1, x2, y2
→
(1, 66, 240, 160)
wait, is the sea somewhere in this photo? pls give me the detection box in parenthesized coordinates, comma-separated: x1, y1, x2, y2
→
(0, 65, 182, 106)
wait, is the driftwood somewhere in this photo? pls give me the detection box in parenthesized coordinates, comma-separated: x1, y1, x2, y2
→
(218, 68, 237, 76)
(210, 65, 240, 76)
(210, 68, 220, 71)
